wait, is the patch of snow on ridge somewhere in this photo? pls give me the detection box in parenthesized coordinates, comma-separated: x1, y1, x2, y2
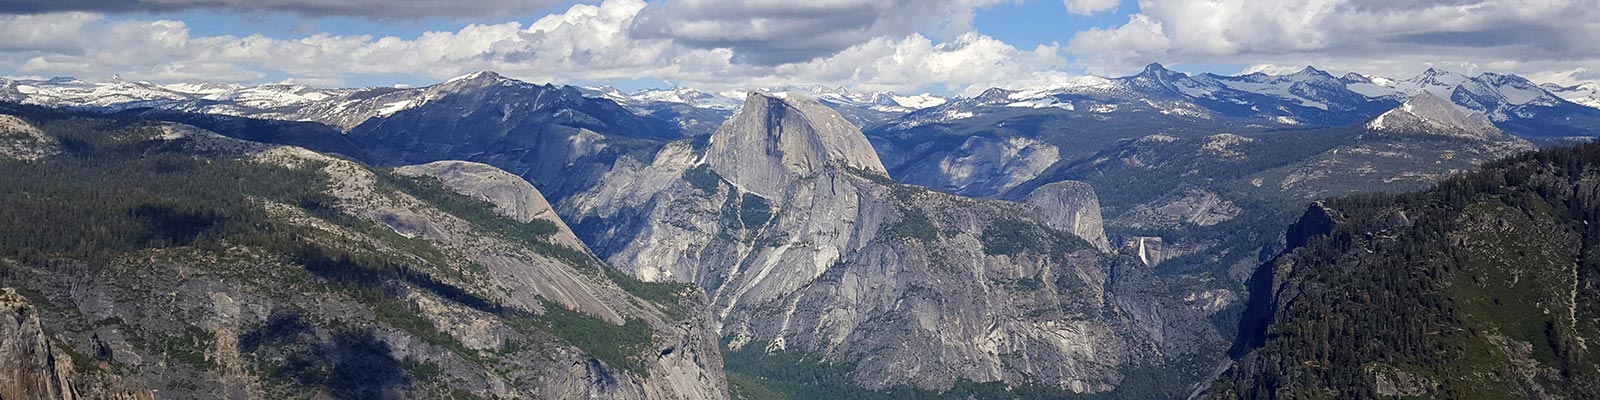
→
(892, 94, 947, 109)
(941, 109, 975, 121)
(1007, 98, 1074, 110)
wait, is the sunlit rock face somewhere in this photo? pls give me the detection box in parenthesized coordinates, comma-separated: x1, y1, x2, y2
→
(565, 93, 1210, 394)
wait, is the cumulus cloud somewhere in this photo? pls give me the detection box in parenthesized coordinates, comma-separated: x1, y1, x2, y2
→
(0, 0, 1064, 94)
(1063, 0, 1120, 16)
(1066, 0, 1600, 81)
(0, 0, 563, 19)
(628, 0, 1009, 65)
(1065, 13, 1169, 75)
(772, 33, 1071, 95)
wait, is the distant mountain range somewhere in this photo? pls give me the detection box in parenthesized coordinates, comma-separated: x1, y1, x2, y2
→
(5, 64, 1598, 139)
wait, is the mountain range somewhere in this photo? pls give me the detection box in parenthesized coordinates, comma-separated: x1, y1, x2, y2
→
(5, 64, 1597, 138)
(1, 62, 1597, 399)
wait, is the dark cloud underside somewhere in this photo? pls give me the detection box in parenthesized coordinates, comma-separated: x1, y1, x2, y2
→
(0, 0, 560, 19)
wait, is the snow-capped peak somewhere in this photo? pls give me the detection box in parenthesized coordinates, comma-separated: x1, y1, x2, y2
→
(445, 70, 512, 85)
(1406, 68, 1470, 97)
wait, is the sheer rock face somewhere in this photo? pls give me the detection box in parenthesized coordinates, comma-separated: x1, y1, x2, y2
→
(565, 94, 1211, 394)
(0, 289, 76, 400)
(1024, 181, 1111, 251)
(1367, 92, 1503, 138)
(705, 93, 887, 199)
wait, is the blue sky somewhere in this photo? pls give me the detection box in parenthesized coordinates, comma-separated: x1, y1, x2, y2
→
(975, 1, 1119, 50)
(1, 0, 1596, 93)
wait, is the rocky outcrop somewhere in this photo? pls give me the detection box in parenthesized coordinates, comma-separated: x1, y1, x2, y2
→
(0, 288, 76, 400)
(1113, 188, 1242, 230)
(1367, 91, 1502, 138)
(1023, 181, 1110, 251)
(565, 93, 1209, 395)
(394, 160, 589, 250)
(0, 114, 58, 161)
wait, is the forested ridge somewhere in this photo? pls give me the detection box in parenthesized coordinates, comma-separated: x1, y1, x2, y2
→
(0, 108, 696, 399)
(1210, 142, 1600, 398)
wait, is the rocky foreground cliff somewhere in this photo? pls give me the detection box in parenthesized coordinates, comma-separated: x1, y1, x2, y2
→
(0, 108, 728, 399)
(563, 93, 1219, 396)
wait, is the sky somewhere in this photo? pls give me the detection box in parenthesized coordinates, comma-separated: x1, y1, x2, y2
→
(0, 0, 1597, 96)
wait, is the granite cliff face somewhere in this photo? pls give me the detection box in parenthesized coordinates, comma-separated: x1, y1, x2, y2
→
(0, 110, 728, 399)
(1023, 181, 1111, 251)
(704, 93, 888, 198)
(1, 288, 81, 400)
(564, 93, 1213, 395)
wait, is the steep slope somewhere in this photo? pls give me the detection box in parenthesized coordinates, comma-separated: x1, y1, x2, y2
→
(0, 109, 727, 399)
(564, 93, 1215, 397)
(1210, 143, 1600, 398)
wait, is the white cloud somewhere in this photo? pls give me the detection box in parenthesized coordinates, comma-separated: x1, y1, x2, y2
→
(1065, 13, 1169, 75)
(1063, 0, 1120, 16)
(1066, 0, 1600, 82)
(0, 0, 1064, 95)
(1525, 67, 1600, 87)
(773, 33, 1071, 95)
(1239, 64, 1310, 76)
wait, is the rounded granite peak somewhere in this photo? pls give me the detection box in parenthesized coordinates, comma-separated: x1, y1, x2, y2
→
(1367, 91, 1503, 138)
(706, 90, 889, 197)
